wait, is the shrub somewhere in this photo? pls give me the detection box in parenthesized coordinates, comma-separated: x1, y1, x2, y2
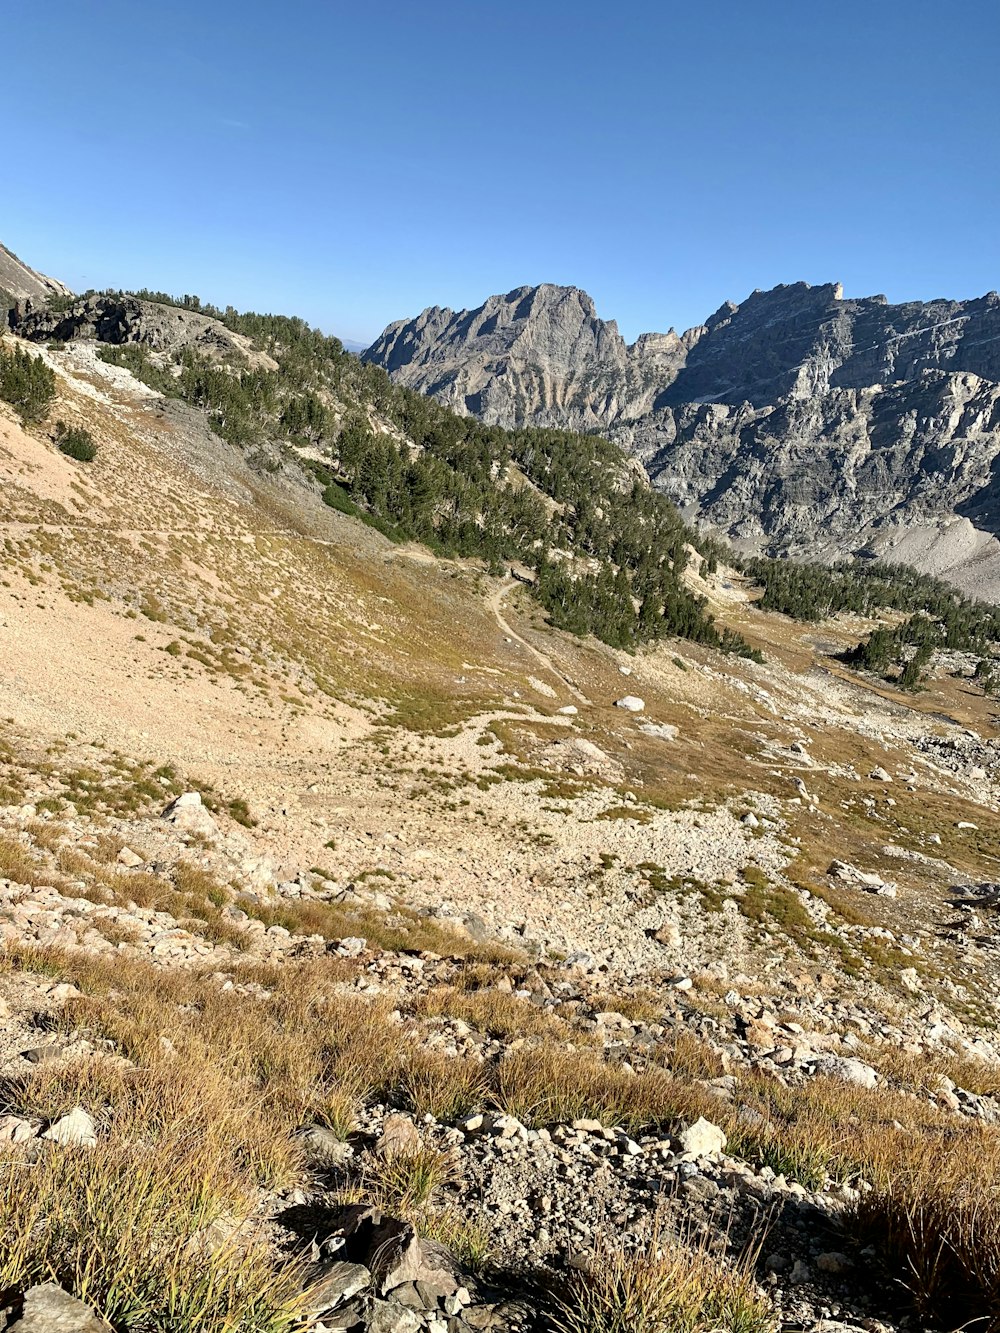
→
(55, 419, 97, 462)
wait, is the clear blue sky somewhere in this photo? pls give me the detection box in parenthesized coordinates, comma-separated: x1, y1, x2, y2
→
(4, 0, 999, 345)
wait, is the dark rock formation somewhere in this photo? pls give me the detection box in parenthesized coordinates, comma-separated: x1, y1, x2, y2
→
(11, 292, 247, 359)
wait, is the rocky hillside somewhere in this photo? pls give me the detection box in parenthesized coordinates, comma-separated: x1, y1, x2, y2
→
(0, 242, 72, 307)
(364, 282, 1000, 598)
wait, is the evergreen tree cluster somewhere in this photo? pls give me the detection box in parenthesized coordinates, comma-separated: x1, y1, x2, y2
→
(743, 553, 1000, 686)
(96, 294, 756, 660)
(0, 343, 56, 423)
(742, 554, 1000, 639)
(845, 614, 939, 690)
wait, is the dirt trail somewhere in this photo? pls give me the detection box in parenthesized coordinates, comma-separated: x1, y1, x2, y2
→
(488, 579, 591, 705)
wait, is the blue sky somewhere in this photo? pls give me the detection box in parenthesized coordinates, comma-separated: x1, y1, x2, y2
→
(4, 0, 1000, 344)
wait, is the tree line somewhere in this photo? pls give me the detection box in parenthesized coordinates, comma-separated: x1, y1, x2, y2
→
(98, 297, 758, 660)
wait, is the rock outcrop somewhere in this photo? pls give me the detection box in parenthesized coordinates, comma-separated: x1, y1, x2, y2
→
(364, 281, 1000, 596)
(11, 292, 255, 361)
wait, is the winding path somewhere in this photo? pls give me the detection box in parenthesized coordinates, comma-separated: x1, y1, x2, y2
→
(488, 578, 592, 706)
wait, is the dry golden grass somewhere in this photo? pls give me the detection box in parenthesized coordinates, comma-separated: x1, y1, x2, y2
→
(4, 929, 1000, 1329)
(552, 1211, 773, 1333)
(365, 1143, 456, 1213)
(858, 1041, 1000, 1099)
(853, 1132, 1000, 1329)
(414, 983, 581, 1043)
(0, 833, 63, 888)
(491, 1046, 710, 1132)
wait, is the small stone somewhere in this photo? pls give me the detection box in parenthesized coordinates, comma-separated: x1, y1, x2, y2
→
(43, 1106, 97, 1148)
(614, 695, 645, 713)
(304, 1261, 371, 1316)
(367, 1300, 421, 1333)
(816, 1251, 853, 1274)
(293, 1123, 353, 1165)
(47, 982, 82, 1003)
(22, 1040, 69, 1064)
(679, 1116, 727, 1158)
(869, 767, 893, 782)
(0, 1114, 36, 1144)
(654, 922, 681, 947)
(117, 847, 144, 868)
(378, 1114, 421, 1159)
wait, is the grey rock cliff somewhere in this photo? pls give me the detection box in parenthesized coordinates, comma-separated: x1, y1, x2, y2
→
(364, 281, 1000, 596)
(364, 283, 692, 429)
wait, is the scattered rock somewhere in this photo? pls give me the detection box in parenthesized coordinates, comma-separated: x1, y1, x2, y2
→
(613, 696, 645, 713)
(304, 1261, 371, 1317)
(293, 1123, 354, 1166)
(160, 792, 218, 839)
(377, 1114, 422, 1159)
(0, 1114, 36, 1145)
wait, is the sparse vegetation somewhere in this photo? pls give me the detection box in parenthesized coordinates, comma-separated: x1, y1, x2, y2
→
(552, 1215, 773, 1333)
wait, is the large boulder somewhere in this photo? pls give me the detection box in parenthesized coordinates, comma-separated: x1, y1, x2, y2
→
(813, 1055, 878, 1089)
(161, 791, 219, 839)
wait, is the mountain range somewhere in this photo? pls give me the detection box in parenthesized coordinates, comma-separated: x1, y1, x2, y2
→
(364, 281, 1000, 597)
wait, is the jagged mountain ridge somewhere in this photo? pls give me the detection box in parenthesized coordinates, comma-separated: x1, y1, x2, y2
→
(365, 283, 695, 430)
(364, 281, 1000, 597)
